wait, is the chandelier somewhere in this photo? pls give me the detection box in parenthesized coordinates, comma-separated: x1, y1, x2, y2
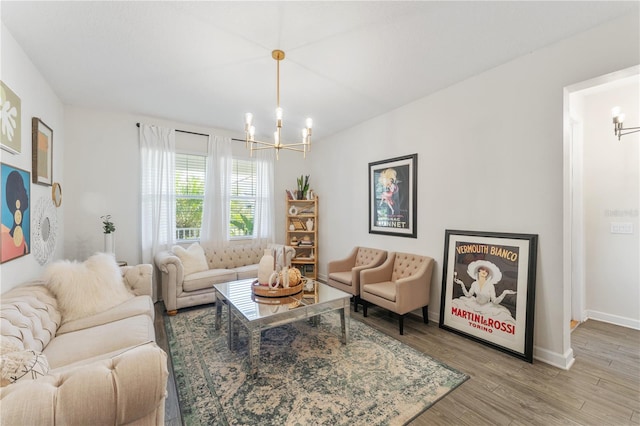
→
(612, 107, 639, 140)
(244, 50, 313, 159)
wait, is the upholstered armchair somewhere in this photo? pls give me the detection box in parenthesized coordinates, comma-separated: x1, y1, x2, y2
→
(327, 247, 387, 312)
(360, 252, 434, 335)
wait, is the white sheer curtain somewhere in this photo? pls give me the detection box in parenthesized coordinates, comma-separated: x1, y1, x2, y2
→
(139, 124, 176, 270)
(200, 135, 233, 248)
(253, 148, 275, 244)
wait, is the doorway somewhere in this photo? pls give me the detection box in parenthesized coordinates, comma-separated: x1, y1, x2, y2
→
(564, 65, 640, 342)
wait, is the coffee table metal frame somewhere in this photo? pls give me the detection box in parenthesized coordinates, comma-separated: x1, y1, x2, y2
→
(213, 278, 350, 376)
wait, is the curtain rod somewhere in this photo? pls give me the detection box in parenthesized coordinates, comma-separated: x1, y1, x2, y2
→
(136, 122, 244, 142)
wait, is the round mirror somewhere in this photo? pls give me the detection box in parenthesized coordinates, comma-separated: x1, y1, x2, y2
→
(33, 197, 58, 265)
(41, 217, 51, 241)
(52, 182, 62, 207)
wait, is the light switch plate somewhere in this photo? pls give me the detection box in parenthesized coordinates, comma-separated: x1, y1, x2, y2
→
(610, 222, 633, 234)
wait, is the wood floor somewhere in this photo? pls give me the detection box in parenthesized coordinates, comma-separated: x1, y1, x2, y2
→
(154, 303, 640, 426)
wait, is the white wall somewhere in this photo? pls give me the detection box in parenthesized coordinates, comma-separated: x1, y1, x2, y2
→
(310, 14, 639, 367)
(0, 24, 65, 291)
(583, 80, 639, 327)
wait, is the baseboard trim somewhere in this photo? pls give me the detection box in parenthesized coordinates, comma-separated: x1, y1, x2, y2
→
(585, 310, 640, 330)
(534, 346, 575, 370)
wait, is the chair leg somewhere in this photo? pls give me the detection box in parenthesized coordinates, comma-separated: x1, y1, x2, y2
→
(362, 300, 368, 317)
(399, 314, 405, 335)
(422, 306, 429, 324)
(354, 295, 360, 313)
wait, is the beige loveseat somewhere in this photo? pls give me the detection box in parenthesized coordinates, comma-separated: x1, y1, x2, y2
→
(0, 264, 168, 425)
(155, 242, 295, 315)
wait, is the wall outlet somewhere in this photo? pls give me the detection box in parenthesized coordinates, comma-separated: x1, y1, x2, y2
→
(610, 222, 634, 234)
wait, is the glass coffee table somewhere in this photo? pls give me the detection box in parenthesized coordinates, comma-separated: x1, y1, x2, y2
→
(213, 278, 351, 376)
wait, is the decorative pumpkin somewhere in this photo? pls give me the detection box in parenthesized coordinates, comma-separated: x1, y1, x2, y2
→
(280, 267, 302, 286)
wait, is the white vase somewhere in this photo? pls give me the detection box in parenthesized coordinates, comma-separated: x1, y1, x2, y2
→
(104, 233, 115, 257)
(306, 218, 314, 231)
(258, 249, 275, 285)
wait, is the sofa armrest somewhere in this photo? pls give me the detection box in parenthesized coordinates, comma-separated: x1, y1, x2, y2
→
(154, 251, 184, 314)
(0, 342, 168, 425)
(122, 264, 153, 297)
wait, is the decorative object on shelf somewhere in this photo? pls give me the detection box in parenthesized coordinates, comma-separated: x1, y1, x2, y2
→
(258, 249, 275, 285)
(289, 223, 295, 231)
(1, 163, 30, 263)
(51, 182, 62, 207)
(305, 218, 314, 231)
(0, 81, 22, 154)
(611, 106, 640, 140)
(101, 214, 116, 256)
(306, 189, 315, 200)
(243, 50, 313, 160)
(296, 175, 310, 200)
(288, 205, 298, 216)
(369, 154, 418, 238)
(32, 196, 57, 265)
(31, 117, 53, 186)
(439, 229, 538, 363)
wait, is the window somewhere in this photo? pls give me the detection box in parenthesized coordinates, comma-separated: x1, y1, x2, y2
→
(175, 153, 206, 241)
(229, 159, 257, 238)
(174, 153, 258, 242)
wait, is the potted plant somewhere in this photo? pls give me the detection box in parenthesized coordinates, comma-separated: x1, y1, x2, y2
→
(296, 175, 310, 200)
(101, 214, 116, 255)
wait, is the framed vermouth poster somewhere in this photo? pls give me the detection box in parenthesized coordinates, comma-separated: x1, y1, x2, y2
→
(439, 230, 538, 362)
(368, 154, 417, 238)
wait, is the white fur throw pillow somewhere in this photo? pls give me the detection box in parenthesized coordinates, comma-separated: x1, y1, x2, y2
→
(172, 243, 209, 276)
(44, 253, 133, 323)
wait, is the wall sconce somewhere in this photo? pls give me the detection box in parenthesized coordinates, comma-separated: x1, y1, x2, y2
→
(612, 107, 639, 140)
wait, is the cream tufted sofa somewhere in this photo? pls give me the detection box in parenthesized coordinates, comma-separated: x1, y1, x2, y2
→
(155, 243, 295, 315)
(361, 252, 435, 335)
(0, 264, 168, 425)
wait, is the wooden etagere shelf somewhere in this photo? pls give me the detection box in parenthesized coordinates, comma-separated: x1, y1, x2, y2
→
(285, 194, 318, 280)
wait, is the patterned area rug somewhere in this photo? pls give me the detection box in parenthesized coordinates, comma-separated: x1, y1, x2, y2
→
(165, 306, 468, 426)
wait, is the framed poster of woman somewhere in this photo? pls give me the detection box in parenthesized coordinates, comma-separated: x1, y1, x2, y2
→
(439, 229, 538, 362)
(368, 154, 417, 238)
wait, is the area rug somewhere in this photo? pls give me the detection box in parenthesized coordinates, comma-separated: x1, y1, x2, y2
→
(165, 306, 468, 426)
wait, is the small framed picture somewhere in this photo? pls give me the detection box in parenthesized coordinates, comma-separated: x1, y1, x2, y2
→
(439, 229, 538, 362)
(32, 118, 53, 186)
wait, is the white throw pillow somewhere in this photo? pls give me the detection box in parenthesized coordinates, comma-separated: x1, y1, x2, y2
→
(44, 253, 133, 323)
(172, 243, 209, 276)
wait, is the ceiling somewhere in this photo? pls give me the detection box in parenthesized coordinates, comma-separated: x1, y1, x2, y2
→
(2, 1, 638, 142)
